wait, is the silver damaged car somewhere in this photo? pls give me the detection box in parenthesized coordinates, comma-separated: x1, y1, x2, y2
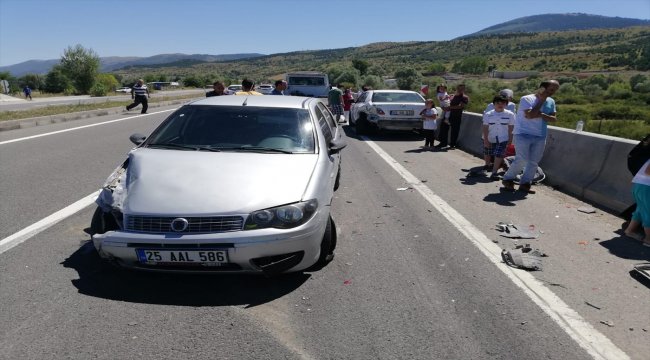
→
(90, 95, 346, 275)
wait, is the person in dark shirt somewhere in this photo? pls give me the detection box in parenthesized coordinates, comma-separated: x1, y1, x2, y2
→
(126, 79, 150, 114)
(436, 84, 469, 149)
(271, 80, 287, 95)
(206, 81, 226, 97)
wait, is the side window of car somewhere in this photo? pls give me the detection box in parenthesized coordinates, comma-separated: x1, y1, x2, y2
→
(318, 103, 338, 131)
(314, 107, 333, 144)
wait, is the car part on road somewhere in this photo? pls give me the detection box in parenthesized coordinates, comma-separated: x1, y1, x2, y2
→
(501, 244, 547, 271)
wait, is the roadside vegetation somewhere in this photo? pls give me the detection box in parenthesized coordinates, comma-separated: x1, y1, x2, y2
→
(1, 27, 649, 139)
(0, 93, 201, 122)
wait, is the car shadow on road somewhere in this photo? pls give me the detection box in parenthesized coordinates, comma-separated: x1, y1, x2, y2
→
(62, 241, 310, 308)
(482, 189, 528, 207)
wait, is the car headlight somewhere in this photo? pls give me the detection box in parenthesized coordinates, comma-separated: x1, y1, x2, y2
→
(245, 199, 318, 230)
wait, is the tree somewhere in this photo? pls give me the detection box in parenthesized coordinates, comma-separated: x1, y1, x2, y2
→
(43, 65, 71, 93)
(452, 56, 487, 74)
(629, 74, 648, 91)
(95, 73, 119, 92)
(352, 59, 369, 76)
(19, 73, 43, 90)
(360, 75, 382, 90)
(427, 62, 446, 75)
(60, 44, 100, 94)
(394, 67, 421, 91)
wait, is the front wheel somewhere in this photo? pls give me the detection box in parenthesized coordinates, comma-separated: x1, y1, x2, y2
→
(308, 215, 336, 271)
(90, 206, 119, 237)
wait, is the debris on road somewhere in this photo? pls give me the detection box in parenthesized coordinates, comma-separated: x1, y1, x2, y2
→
(585, 301, 602, 310)
(501, 244, 547, 271)
(397, 187, 412, 191)
(496, 222, 540, 239)
(577, 206, 596, 214)
(600, 320, 615, 327)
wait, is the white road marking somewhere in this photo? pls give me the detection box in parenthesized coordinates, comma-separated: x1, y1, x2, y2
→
(362, 137, 629, 360)
(0, 108, 176, 146)
(0, 191, 100, 255)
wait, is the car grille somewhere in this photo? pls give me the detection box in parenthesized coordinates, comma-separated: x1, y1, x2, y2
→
(125, 215, 244, 233)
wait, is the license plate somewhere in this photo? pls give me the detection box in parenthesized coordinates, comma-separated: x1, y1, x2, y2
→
(136, 249, 229, 266)
(390, 110, 413, 116)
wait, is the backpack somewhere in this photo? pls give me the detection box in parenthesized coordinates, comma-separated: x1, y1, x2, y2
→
(627, 134, 650, 176)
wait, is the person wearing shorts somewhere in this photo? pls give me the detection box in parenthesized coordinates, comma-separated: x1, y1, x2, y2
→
(482, 95, 514, 180)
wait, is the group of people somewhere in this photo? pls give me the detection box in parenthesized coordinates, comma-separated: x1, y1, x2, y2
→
(206, 79, 288, 97)
(420, 80, 561, 195)
(418, 84, 470, 150)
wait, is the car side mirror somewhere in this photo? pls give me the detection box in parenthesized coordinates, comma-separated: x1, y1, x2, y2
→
(329, 137, 347, 155)
(129, 133, 146, 145)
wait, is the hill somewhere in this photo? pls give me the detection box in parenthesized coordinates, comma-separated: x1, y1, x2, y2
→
(461, 13, 650, 38)
(0, 53, 265, 76)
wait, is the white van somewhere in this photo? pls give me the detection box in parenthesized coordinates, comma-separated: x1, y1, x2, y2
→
(285, 72, 330, 98)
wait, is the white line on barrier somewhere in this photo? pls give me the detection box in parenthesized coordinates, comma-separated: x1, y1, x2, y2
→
(0, 108, 177, 146)
(361, 136, 629, 360)
(0, 190, 100, 255)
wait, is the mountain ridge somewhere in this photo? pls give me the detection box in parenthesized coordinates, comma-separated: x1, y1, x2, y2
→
(1, 13, 649, 76)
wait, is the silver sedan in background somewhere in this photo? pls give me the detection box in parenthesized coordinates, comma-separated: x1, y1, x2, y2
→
(90, 95, 346, 275)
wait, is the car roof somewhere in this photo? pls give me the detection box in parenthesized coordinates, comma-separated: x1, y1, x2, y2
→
(189, 95, 315, 109)
(370, 89, 419, 94)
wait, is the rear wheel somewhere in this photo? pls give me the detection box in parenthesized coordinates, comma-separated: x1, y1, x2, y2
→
(356, 113, 369, 135)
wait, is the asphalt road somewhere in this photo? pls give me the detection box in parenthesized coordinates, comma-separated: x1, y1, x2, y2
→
(0, 89, 205, 111)
(0, 108, 648, 359)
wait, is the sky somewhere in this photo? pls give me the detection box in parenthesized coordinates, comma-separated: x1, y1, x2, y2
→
(1, 0, 649, 67)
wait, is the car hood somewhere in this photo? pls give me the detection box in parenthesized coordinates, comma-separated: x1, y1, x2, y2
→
(122, 148, 318, 216)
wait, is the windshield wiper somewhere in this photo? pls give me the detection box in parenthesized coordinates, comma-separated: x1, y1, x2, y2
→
(146, 143, 221, 152)
(219, 145, 293, 154)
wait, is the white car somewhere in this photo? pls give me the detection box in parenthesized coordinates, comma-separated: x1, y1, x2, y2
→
(116, 87, 131, 93)
(90, 95, 347, 275)
(226, 84, 243, 94)
(257, 84, 273, 95)
(349, 90, 427, 135)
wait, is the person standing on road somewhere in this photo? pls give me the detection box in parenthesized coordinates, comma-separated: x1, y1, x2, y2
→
(206, 81, 226, 97)
(328, 84, 344, 123)
(126, 79, 150, 114)
(343, 88, 354, 121)
(624, 158, 650, 247)
(482, 95, 515, 180)
(420, 99, 439, 149)
(436, 84, 469, 149)
(235, 79, 263, 96)
(23, 85, 32, 100)
(501, 79, 560, 194)
(271, 80, 287, 95)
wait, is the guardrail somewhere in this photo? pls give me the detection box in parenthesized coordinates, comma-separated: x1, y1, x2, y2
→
(456, 112, 637, 214)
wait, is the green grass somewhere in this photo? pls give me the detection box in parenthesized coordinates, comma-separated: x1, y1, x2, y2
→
(0, 93, 201, 122)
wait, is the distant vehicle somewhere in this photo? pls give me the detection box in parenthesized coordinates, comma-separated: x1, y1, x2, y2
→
(257, 84, 273, 95)
(349, 90, 428, 135)
(90, 95, 346, 275)
(285, 72, 329, 98)
(116, 87, 131, 93)
(226, 84, 243, 94)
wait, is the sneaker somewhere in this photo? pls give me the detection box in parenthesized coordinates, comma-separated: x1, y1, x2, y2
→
(490, 173, 501, 181)
(502, 179, 515, 191)
(518, 183, 535, 194)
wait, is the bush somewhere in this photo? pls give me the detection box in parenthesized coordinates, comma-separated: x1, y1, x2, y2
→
(90, 83, 107, 97)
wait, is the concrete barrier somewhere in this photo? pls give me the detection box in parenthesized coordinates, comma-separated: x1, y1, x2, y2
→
(455, 112, 637, 214)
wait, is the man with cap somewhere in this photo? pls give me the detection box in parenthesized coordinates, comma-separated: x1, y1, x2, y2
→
(484, 89, 516, 114)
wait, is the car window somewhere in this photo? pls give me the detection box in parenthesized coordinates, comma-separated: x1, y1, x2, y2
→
(145, 105, 315, 153)
(371, 92, 424, 103)
(317, 102, 338, 133)
(313, 107, 333, 144)
(287, 77, 326, 86)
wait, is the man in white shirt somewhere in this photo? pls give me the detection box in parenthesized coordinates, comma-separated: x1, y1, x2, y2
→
(482, 95, 515, 180)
